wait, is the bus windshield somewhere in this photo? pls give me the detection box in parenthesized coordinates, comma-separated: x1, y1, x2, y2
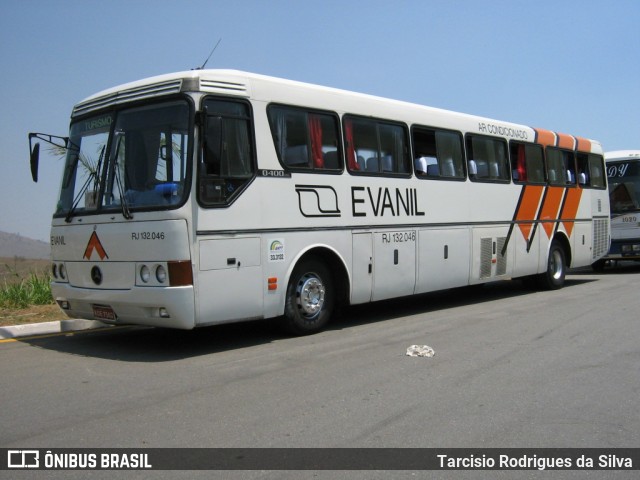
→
(56, 100, 191, 218)
(608, 161, 640, 214)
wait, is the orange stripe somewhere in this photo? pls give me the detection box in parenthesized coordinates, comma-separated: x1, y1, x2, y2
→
(534, 128, 556, 147)
(539, 187, 565, 238)
(575, 136, 592, 152)
(560, 188, 583, 237)
(556, 133, 575, 149)
(516, 185, 544, 241)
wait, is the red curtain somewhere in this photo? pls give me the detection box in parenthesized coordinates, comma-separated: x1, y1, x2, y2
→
(344, 119, 359, 170)
(517, 144, 527, 182)
(309, 115, 324, 168)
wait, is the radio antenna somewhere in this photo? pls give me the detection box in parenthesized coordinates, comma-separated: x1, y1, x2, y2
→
(194, 38, 222, 70)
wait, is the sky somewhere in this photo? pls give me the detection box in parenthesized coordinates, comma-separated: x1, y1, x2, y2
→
(1, 0, 638, 242)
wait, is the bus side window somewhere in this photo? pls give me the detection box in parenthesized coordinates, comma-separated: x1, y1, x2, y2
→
(466, 134, 510, 183)
(345, 115, 410, 176)
(199, 98, 255, 206)
(510, 141, 545, 184)
(577, 152, 607, 189)
(412, 126, 465, 180)
(589, 154, 606, 189)
(267, 105, 342, 172)
(577, 152, 590, 186)
(547, 147, 576, 186)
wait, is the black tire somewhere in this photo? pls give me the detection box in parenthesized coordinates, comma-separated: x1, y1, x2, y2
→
(537, 240, 566, 290)
(281, 259, 334, 335)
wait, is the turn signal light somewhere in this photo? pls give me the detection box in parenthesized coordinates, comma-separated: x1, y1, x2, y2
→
(168, 261, 193, 286)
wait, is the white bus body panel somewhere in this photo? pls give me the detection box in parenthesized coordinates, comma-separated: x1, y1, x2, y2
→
(50, 218, 195, 329)
(197, 237, 263, 325)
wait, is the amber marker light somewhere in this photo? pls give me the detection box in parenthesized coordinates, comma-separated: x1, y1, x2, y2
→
(168, 261, 193, 286)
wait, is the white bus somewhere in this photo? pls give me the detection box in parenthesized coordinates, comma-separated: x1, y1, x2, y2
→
(593, 150, 640, 270)
(29, 70, 610, 334)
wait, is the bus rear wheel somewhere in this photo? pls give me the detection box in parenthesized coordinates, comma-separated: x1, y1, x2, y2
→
(281, 259, 334, 335)
(537, 240, 566, 290)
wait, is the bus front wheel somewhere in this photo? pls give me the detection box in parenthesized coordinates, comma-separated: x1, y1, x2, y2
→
(281, 259, 334, 335)
(538, 240, 566, 290)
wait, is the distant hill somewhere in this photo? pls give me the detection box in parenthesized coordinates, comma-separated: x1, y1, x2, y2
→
(0, 231, 50, 259)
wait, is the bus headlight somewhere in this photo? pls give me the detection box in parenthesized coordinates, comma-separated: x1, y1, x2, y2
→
(136, 261, 192, 287)
(52, 262, 68, 282)
(156, 265, 167, 283)
(140, 265, 151, 283)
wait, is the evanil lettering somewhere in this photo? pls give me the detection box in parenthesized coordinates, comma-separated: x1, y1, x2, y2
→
(351, 186, 425, 217)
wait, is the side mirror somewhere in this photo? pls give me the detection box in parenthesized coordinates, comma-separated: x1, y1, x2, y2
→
(28, 132, 77, 183)
(30, 142, 40, 183)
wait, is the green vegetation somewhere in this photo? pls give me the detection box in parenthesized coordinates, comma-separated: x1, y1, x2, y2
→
(1, 265, 54, 309)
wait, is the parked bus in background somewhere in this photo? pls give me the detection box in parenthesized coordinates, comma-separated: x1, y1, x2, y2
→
(593, 150, 640, 270)
(28, 70, 610, 335)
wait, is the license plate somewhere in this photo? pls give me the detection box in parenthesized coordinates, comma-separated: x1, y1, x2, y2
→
(92, 304, 117, 321)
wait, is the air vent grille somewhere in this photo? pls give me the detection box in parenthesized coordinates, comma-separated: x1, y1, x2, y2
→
(496, 237, 507, 276)
(592, 218, 609, 259)
(200, 79, 247, 93)
(72, 79, 183, 117)
(480, 238, 492, 279)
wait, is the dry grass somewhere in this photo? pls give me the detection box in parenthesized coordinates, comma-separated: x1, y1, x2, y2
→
(0, 257, 51, 283)
(0, 304, 63, 327)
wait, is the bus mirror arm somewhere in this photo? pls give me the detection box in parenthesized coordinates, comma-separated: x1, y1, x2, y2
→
(27, 132, 79, 183)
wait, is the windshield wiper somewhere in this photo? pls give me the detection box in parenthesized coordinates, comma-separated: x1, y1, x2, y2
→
(65, 145, 105, 223)
(113, 132, 133, 220)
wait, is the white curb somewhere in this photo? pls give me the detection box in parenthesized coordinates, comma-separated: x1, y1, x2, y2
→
(0, 319, 109, 339)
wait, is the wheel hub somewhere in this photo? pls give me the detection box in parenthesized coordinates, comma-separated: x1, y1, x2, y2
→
(297, 274, 325, 318)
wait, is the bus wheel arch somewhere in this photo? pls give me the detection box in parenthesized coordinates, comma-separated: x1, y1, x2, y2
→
(554, 233, 572, 268)
(538, 234, 570, 290)
(280, 247, 349, 335)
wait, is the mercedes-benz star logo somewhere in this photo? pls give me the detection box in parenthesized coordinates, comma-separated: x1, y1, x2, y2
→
(91, 266, 103, 285)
